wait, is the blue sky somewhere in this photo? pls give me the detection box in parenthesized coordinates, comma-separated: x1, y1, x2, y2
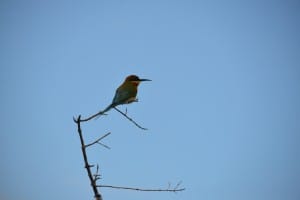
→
(1, 0, 300, 200)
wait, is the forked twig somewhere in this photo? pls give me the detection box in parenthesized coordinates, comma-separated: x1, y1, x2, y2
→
(77, 106, 147, 131)
(85, 132, 111, 149)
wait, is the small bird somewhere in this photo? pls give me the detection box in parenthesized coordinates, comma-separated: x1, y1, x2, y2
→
(101, 75, 151, 113)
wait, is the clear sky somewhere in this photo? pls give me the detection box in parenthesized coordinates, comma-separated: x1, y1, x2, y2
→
(1, 0, 300, 200)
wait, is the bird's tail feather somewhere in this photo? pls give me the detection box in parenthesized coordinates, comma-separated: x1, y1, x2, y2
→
(94, 103, 114, 120)
(102, 103, 114, 113)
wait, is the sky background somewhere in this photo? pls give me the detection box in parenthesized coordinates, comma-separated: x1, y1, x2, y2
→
(1, 0, 300, 200)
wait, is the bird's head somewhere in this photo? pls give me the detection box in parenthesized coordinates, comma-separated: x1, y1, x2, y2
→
(125, 75, 151, 85)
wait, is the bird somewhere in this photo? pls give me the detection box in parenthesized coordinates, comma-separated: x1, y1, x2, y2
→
(100, 75, 151, 114)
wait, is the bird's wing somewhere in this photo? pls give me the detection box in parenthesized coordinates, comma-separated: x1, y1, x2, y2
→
(112, 88, 130, 105)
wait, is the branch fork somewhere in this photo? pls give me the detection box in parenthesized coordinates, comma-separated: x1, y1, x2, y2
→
(78, 106, 148, 130)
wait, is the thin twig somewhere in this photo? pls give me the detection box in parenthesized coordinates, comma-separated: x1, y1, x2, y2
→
(113, 107, 148, 130)
(85, 132, 112, 149)
(94, 164, 101, 182)
(97, 183, 185, 192)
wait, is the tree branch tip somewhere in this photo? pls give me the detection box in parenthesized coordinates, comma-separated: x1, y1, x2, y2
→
(113, 107, 148, 130)
(73, 115, 81, 123)
(97, 142, 111, 149)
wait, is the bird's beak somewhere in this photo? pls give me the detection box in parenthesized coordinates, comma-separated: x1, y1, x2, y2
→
(139, 78, 152, 82)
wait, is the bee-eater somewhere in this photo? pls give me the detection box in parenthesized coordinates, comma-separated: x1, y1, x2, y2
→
(101, 75, 151, 113)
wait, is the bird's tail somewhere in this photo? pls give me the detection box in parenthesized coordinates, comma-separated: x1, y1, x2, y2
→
(94, 103, 114, 120)
(102, 103, 114, 114)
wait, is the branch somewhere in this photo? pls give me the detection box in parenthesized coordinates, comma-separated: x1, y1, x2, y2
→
(85, 132, 112, 149)
(113, 107, 148, 130)
(75, 103, 148, 131)
(97, 182, 185, 193)
(79, 110, 107, 122)
(73, 116, 103, 200)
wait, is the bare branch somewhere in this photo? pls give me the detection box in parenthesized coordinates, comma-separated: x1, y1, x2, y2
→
(73, 116, 103, 200)
(97, 183, 185, 193)
(74, 104, 148, 130)
(113, 107, 148, 130)
(74, 104, 185, 199)
(78, 110, 108, 122)
(85, 132, 112, 149)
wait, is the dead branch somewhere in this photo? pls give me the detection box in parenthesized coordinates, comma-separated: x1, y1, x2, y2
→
(73, 106, 184, 200)
(73, 115, 103, 200)
(78, 106, 147, 131)
(97, 182, 185, 192)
